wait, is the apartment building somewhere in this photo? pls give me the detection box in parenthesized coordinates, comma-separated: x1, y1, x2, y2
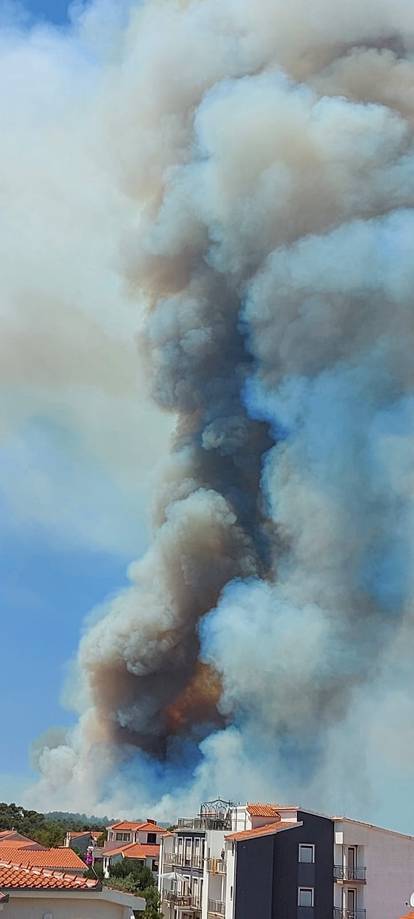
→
(159, 800, 414, 919)
(159, 798, 233, 918)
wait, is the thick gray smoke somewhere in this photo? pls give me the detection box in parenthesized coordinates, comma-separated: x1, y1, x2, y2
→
(19, 0, 414, 828)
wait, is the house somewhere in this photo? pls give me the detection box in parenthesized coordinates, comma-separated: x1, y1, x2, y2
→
(64, 830, 103, 854)
(102, 842, 160, 879)
(103, 820, 165, 879)
(158, 800, 414, 919)
(106, 820, 164, 847)
(0, 860, 145, 916)
(0, 845, 87, 875)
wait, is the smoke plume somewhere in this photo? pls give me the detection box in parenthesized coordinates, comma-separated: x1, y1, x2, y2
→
(19, 0, 414, 828)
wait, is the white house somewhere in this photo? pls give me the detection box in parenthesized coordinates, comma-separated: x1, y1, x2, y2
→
(102, 820, 165, 879)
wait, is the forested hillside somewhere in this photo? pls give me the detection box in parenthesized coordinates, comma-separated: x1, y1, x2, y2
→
(0, 802, 109, 847)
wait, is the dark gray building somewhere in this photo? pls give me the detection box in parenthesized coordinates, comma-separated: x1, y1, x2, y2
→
(229, 810, 334, 919)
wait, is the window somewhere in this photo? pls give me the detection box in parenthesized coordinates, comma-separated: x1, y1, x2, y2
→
(299, 844, 315, 864)
(147, 832, 157, 844)
(298, 888, 314, 907)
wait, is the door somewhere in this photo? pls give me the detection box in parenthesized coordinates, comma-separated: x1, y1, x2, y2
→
(194, 836, 201, 868)
(347, 887, 356, 919)
(347, 847, 356, 880)
(185, 837, 192, 866)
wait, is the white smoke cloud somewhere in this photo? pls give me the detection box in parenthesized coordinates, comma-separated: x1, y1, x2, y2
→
(0, 5, 172, 554)
(11, 0, 414, 832)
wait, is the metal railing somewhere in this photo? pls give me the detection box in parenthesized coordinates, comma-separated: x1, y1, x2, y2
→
(334, 866, 367, 882)
(208, 899, 225, 916)
(165, 891, 201, 909)
(207, 858, 226, 875)
(170, 852, 203, 869)
(177, 816, 231, 830)
(333, 909, 366, 919)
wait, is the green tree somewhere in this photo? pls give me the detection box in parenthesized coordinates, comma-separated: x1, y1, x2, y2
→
(142, 885, 162, 918)
(110, 859, 154, 890)
(84, 862, 104, 881)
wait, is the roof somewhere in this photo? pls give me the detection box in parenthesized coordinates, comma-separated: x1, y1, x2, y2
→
(109, 820, 164, 833)
(0, 861, 100, 890)
(332, 816, 414, 841)
(104, 842, 159, 859)
(0, 847, 86, 871)
(226, 820, 301, 842)
(0, 831, 41, 849)
(247, 804, 281, 818)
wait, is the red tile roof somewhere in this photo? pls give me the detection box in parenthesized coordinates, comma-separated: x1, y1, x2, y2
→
(247, 804, 281, 818)
(0, 832, 41, 849)
(226, 820, 300, 842)
(135, 822, 164, 834)
(109, 820, 164, 833)
(0, 847, 86, 871)
(0, 861, 100, 890)
(121, 844, 159, 859)
(104, 842, 159, 859)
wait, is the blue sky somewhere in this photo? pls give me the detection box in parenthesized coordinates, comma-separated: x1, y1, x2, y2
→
(0, 0, 77, 803)
(26, 0, 70, 24)
(0, 0, 166, 807)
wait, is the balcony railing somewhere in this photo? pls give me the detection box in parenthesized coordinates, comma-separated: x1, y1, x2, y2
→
(334, 866, 367, 882)
(334, 909, 366, 919)
(208, 899, 225, 916)
(171, 852, 203, 869)
(207, 857, 226, 875)
(177, 816, 231, 830)
(165, 891, 201, 909)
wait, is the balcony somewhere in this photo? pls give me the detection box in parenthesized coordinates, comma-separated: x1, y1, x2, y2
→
(171, 852, 203, 869)
(165, 891, 201, 910)
(207, 857, 226, 875)
(334, 910, 366, 919)
(334, 866, 367, 883)
(208, 899, 225, 916)
(177, 815, 231, 831)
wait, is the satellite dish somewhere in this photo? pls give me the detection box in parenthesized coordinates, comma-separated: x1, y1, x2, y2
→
(409, 892, 414, 908)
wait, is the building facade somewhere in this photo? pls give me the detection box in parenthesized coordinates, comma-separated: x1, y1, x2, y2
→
(159, 799, 233, 919)
(102, 820, 165, 879)
(159, 801, 414, 919)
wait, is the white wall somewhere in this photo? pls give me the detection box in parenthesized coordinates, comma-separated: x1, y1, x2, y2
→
(334, 820, 414, 919)
(4, 894, 134, 919)
(135, 830, 162, 844)
(224, 841, 236, 919)
(231, 808, 250, 833)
